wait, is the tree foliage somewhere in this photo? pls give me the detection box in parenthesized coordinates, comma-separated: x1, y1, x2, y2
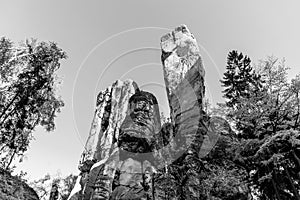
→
(221, 50, 263, 108)
(220, 52, 300, 200)
(200, 134, 250, 200)
(0, 37, 67, 169)
(30, 173, 77, 200)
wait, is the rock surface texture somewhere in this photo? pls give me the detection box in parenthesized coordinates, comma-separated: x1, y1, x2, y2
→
(155, 24, 207, 199)
(69, 25, 209, 200)
(69, 79, 139, 200)
(161, 24, 206, 156)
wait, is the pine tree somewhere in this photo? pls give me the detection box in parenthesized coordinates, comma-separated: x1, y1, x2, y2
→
(221, 50, 262, 109)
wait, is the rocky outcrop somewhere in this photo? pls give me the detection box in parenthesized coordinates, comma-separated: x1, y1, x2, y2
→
(81, 79, 139, 163)
(112, 90, 161, 199)
(69, 25, 210, 200)
(152, 24, 207, 199)
(0, 168, 39, 200)
(118, 90, 161, 155)
(69, 80, 139, 199)
(69, 80, 163, 199)
(161, 24, 206, 156)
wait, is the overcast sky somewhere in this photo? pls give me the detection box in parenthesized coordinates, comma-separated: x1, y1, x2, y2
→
(1, 0, 300, 181)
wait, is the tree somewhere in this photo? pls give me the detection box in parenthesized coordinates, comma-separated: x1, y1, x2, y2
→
(30, 174, 52, 200)
(0, 37, 67, 170)
(220, 50, 263, 109)
(30, 173, 77, 200)
(230, 57, 300, 139)
(246, 129, 300, 200)
(220, 53, 300, 199)
(60, 174, 78, 200)
(200, 134, 251, 200)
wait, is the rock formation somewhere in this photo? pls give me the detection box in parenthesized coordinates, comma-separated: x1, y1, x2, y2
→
(111, 90, 161, 199)
(69, 25, 209, 200)
(152, 24, 207, 199)
(69, 79, 139, 199)
(160, 24, 207, 158)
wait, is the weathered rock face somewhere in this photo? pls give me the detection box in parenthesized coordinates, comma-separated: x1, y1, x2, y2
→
(69, 80, 139, 199)
(118, 90, 161, 155)
(150, 25, 207, 199)
(69, 25, 209, 200)
(81, 79, 139, 164)
(0, 168, 39, 200)
(111, 90, 161, 199)
(69, 81, 161, 200)
(161, 24, 206, 156)
(161, 25, 205, 96)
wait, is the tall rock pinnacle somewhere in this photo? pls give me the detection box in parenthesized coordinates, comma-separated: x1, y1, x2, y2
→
(161, 24, 206, 155)
(161, 25, 205, 97)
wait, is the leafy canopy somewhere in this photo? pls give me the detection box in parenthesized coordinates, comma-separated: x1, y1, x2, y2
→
(0, 37, 67, 170)
(220, 51, 300, 200)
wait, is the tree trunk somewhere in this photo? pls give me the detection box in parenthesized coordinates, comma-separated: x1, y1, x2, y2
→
(0, 94, 17, 118)
(292, 150, 300, 169)
(0, 94, 18, 124)
(5, 148, 17, 170)
(284, 166, 300, 200)
(271, 172, 281, 200)
(49, 182, 59, 200)
(294, 92, 300, 128)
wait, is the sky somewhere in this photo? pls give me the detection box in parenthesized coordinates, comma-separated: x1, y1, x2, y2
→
(1, 0, 300, 181)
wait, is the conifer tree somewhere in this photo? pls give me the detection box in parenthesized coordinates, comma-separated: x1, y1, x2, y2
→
(221, 50, 262, 109)
(220, 53, 300, 199)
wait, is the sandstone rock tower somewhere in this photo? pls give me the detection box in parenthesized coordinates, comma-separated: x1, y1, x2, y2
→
(68, 25, 207, 200)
